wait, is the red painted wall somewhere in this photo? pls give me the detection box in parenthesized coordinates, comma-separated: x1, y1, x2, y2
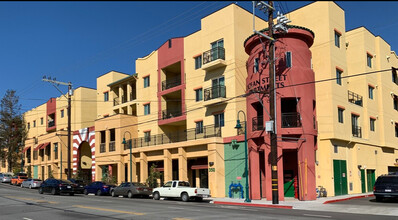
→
(244, 28, 317, 201)
(46, 98, 56, 131)
(157, 38, 186, 124)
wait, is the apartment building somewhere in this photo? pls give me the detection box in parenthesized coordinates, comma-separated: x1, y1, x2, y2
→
(22, 87, 96, 181)
(285, 1, 398, 197)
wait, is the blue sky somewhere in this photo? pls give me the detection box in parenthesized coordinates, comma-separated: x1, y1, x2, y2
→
(1, 1, 398, 112)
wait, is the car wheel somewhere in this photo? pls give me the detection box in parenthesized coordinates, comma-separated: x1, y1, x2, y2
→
(51, 188, 56, 195)
(376, 196, 383, 202)
(84, 189, 88, 195)
(128, 191, 133, 199)
(181, 193, 189, 202)
(69, 193, 74, 196)
(96, 189, 102, 196)
(111, 190, 116, 197)
(39, 187, 43, 194)
(29, 185, 32, 189)
(153, 192, 160, 200)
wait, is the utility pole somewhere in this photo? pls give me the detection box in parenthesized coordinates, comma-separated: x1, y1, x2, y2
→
(267, 1, 279, 205)
(43, 76, 72, 180)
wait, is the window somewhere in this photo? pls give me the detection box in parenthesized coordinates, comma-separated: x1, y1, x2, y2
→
(104, 92, 109, 102)
(144, 131, 151, 142)
(144, 76, 150, 88)
(351, 114, 361, 138)
(211, 39, 224, 49)
(40, 117, 43, 125)
(336, 69, 342, 85)
(33, 120, 36, 128)
(168, 39, 172, 48)
(61, 110, 64, 118)
(370, 118, 375, 132)
(214, 113, 224, 127)
(394, 95, 398, 111)
(195, 56, 202, 69)
(396, 123, 398, 138)
(338, 108, 344, 123)
(368, 86, 374, 99)
(54, 143, 58, 160)
(195, 88, 203, 102)
(334, 145, 338, 153)
(286, 51, 292, 68)
(367, 54, 372, 68)
(334, 31, 341, 48)
(254, 58, 259, 73)
(144, 104, 150, 115)
(195, 121, 203, 134)
(27, 123, 30, 129)
(393, 67, 398, 85)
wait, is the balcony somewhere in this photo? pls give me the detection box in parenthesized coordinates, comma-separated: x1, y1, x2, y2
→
(130, 92, 136, 101)
(131, 124, 222, 148)
(201, 47, 226, 71)
(162, 109, 183, 120)
(122, 95, 127, 104)
(252, 116, 264, 131)
(352, 125, 362, 138)
(281, 112, 302, 128)
(162, 76, 181, 91)
(348, 91, 363, 107)
(113, 97, 119, 106)
(109, 141, 115, 152)
(203, 85, 226, 106)
(48, 120, 55, 128)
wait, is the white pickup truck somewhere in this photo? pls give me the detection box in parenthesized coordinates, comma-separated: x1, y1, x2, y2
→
(152, 180, 211, 202)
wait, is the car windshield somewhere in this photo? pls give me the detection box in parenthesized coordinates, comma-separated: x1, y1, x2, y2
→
(377, 176, 398, 184)
(33, 179, 41, 181)
(60, 180, 73, 184)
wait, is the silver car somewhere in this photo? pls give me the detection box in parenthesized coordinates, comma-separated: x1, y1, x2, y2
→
(0, 174, 12, 183)
(21, 178, 42, 189)
(111, 182, 152, 198)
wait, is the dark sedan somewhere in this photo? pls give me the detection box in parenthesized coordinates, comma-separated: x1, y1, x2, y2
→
(38, 178, 75, 196)
(84, 181, 115, 196)
(374, 174, 398, 202)
(68, 179, 86, 194)
(111, 182, 152, 198)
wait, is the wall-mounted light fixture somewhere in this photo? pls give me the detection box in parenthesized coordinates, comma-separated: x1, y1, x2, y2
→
(209, 162, 214, 167)
(357, 165, 362, 169)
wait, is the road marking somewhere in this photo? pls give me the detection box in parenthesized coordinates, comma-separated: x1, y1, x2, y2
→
(73, 205, 145, 216)
(23, 218, 33, 220)
(303, 214, 332, 218)
(5, 196, 58, 204)
(173, 218, 192, 220)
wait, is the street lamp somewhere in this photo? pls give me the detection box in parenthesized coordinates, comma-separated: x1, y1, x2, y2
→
(122, 131, 132, 183)
(235, 110, 251, 203)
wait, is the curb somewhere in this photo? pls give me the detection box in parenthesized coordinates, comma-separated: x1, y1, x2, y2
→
(323, 194, 374, 204)
(213, 201, 293, 209)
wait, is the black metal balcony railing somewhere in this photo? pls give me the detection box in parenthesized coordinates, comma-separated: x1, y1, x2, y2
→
(162, 76, 181, 91)
(122, 95, 127, 104)
(48, 120, 55, 128)
(281, 112, 302, 128)
(109, 141, 115, 152)
(252, 116, 264, 131)
(352, 125, 362, 138)
(162, 109, 183, 120)
(100, 143, 106, 153)
(131, 124, 222, 148)
(130, 92, 136, 101)
(204, 85, 226, 101)
(123, 140, 132, 150)
(113, 97, 119, 106)
(348, 90, 363, 107)
(203, 47, 225, 65)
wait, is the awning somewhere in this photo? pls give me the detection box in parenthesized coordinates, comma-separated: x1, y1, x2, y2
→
(34, 144, 43, 151)
(39, 142, 50, 150)
(191, 164, 208, 170)
(22, 146, 31, 153)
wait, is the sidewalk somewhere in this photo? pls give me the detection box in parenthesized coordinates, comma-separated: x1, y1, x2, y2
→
(208, 193, 398, 216)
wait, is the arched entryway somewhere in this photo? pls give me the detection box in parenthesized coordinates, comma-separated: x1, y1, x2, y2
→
(73, 126, 95, 182)
(77, 141, 93, 183)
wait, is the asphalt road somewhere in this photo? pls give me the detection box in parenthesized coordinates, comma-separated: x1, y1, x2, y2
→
(0, 183, 396, 220)
(329, 196, 398, 207)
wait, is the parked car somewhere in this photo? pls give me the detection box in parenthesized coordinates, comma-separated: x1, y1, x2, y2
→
(11, 176, 28, 186)
(68, 179, 86, 194)
(38, 178, 75, 196)
(373, 174, 398, 202)
(111, 182, 152, 198)
(84, 181, 115, 196)
(152, 180, 210, 202)
(0, 173, 12, 183)
(21, 178, 42, 189)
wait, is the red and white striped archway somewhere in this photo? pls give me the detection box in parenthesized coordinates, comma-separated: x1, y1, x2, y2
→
(72, 126, 95, 182)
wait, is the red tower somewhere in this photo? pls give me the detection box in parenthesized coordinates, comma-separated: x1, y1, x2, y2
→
(244, 26, 317, 201)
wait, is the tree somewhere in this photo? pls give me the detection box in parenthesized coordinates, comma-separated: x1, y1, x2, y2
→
(101, 168, 117, 185)
(0, 90, 27, 172)
(146, 164, 161, 188)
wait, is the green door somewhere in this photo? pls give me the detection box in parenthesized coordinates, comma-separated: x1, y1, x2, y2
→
(284, 170, 295, 197)
(366, 170, 375, 192)
(360, 169, 366, 193)
(333, 160, 348, 196)
(33, 165, 38, 179)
